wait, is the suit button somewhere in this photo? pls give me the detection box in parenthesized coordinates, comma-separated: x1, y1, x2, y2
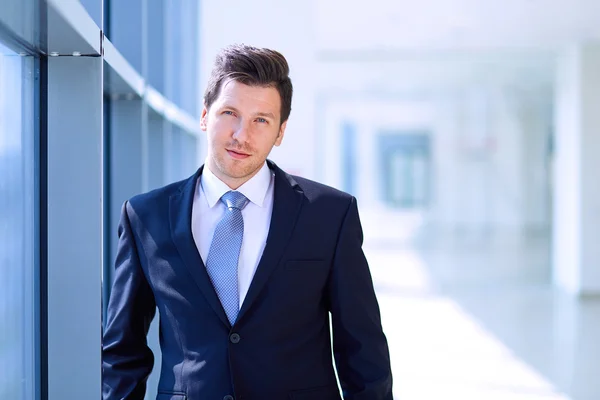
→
(224, 396, 234, 400)
(229, 333, 240, 344)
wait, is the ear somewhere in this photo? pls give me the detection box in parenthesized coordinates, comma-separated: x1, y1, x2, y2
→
(200, 104, 209, 131)
(274, 120, 287, 147)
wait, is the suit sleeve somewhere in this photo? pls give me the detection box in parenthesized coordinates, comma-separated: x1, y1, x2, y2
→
(327, 196, 393, 400)
(102, 201, 157, 400)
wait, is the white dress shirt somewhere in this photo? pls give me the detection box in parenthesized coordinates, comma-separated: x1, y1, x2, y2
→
(191, 161, 274, 309)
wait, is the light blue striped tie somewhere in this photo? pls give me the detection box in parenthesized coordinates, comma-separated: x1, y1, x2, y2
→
(206, 191, 249, 325)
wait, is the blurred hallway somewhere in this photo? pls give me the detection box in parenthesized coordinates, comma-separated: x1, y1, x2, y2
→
(3, 1, 600, 399)
(366, 231, 600, 399)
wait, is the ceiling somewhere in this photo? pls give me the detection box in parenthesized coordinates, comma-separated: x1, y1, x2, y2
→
(312, 0, 600, 93)
(315, 0, 600, 51)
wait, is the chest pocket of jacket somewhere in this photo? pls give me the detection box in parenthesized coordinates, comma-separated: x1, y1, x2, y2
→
(283, 260, 330, 300)
(286, 259, 328, 270)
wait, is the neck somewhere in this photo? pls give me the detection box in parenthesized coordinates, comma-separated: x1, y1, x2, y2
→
(206, 159, 263, 190)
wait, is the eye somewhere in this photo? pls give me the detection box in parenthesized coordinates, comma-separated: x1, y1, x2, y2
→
(256, 117, 268, 123)
(223, 110, 235, 116)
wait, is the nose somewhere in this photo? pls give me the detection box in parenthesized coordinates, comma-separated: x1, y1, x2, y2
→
(232, 119, 250, 143)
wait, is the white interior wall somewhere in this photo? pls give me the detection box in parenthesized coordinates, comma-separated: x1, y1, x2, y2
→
(319, 86, 552, 243)
(553, 43, 600, 295)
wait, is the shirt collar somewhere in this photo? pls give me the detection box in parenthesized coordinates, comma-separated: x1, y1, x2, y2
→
(201, 161, 272, 208)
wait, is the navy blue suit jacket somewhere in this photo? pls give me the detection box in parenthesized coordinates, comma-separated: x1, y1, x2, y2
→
(102, 160, 393, 400)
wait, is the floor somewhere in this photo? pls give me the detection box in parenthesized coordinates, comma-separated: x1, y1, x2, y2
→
(366, 234, 600, 400)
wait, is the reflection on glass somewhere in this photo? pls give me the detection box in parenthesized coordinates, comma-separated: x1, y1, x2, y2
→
(0, 0, 37, 47)
(0, 41, 37, 400)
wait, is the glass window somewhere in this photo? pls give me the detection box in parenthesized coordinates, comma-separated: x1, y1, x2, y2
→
(0, 41, 38, 400)
(0, 0, 38, 47)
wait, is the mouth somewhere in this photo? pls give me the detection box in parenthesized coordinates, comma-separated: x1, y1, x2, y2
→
(226, 149, 251, 160)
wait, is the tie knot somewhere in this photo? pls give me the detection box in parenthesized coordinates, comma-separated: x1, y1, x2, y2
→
(221, 191, 248, 210)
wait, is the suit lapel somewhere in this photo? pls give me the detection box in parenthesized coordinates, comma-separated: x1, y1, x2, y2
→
(236, 160, 304, 325)
(169, 166, 231, 328)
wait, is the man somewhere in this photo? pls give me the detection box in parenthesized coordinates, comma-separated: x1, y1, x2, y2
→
(102, 44, 393, 400)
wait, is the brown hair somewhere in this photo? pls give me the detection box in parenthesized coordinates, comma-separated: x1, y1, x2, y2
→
(204, 44, 293, 124)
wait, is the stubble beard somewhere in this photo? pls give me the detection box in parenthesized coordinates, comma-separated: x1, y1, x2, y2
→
(210, 149, 264, 185)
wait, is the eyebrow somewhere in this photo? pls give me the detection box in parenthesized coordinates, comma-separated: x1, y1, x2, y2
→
(221, 105, 276, 120)
(255, 112, 276, 119)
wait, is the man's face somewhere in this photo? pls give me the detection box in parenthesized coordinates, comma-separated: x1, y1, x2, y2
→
(201, 80, 287, 188)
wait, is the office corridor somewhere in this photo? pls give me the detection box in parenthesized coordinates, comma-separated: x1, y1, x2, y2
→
(367, 237, 600, 400)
